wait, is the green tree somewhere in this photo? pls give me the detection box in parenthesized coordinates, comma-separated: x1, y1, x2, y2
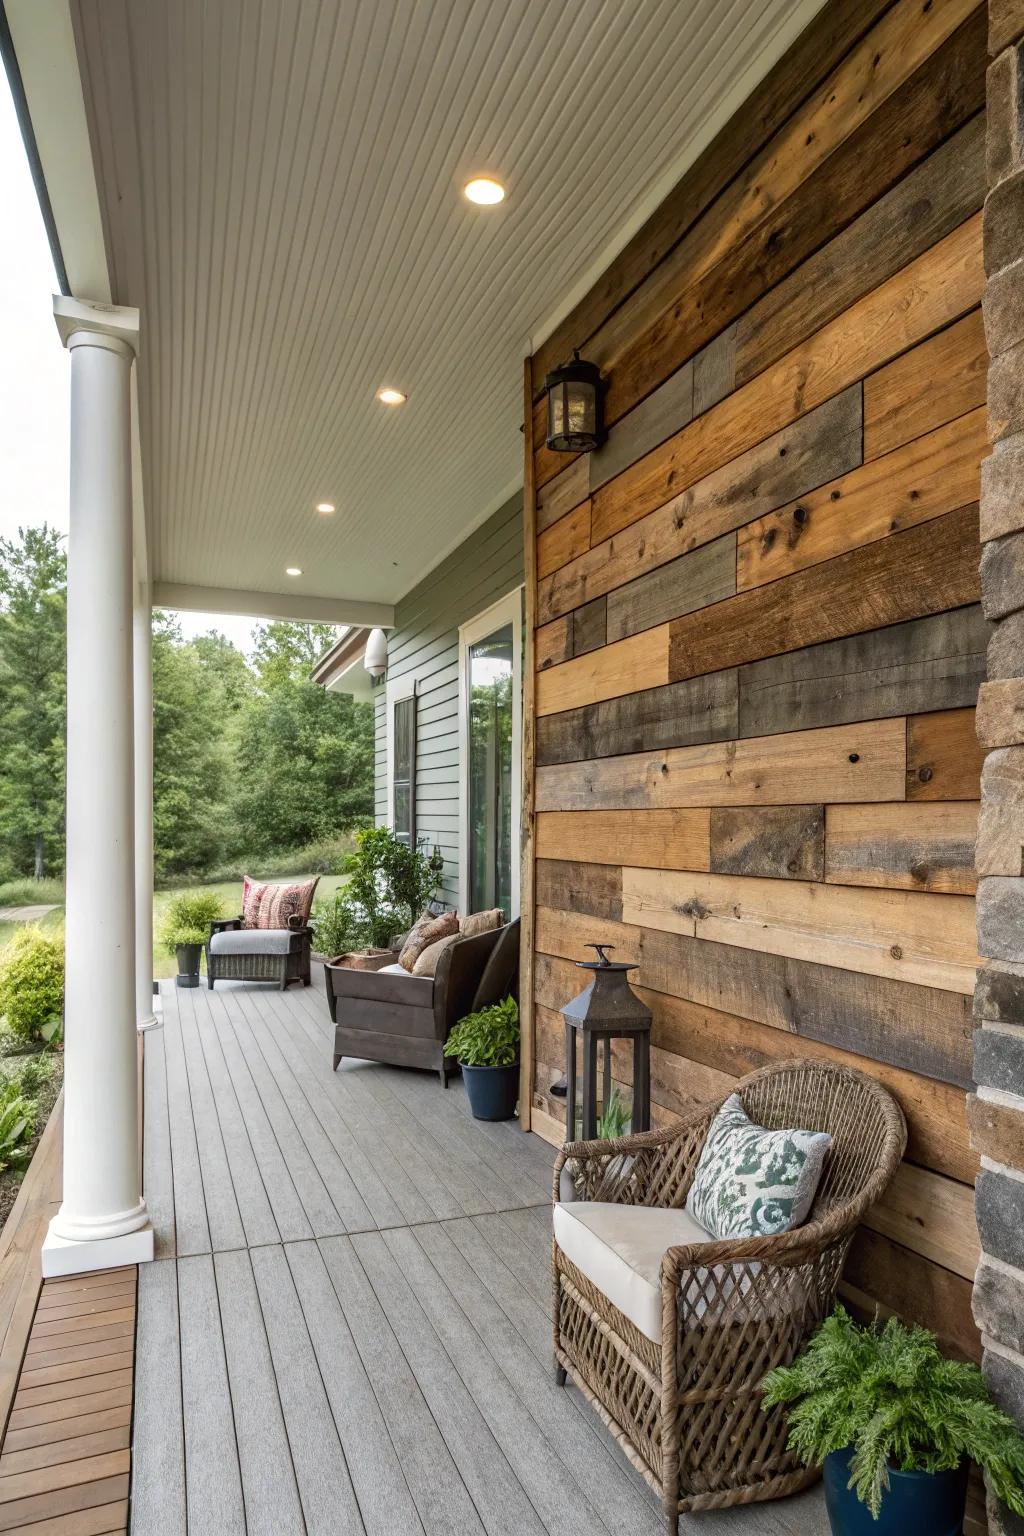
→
(0, 527, 67, 878)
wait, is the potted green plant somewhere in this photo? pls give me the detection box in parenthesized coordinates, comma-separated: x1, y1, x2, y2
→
(336, 826, 437, 961)
(446, 996, 519, 1120)
(160, 890, 225, 988)
(761, 1306, 1024, 1534)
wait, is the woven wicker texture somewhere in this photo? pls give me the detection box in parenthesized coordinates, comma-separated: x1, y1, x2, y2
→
(552, 1058, 906, 1526)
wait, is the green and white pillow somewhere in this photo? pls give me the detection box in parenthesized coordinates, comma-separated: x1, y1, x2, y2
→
(685, 1094, 831, 1240)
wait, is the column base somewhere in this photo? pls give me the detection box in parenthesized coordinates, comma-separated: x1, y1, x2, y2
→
(42, 1219, 154, 1278)
(137, 992, 164, 1032)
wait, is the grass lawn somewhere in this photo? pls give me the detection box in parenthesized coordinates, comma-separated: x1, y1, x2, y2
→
(152, 874, 346, 978)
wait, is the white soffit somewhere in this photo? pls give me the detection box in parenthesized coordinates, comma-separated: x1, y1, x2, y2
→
(57, 0, 821, 607)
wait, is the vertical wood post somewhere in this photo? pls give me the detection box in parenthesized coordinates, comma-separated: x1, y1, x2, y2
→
(974, 5, 1024, 1528)
(519, 358, 538, 1131)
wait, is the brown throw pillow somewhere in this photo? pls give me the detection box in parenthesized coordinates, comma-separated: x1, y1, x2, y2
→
(461, 908, 503, 938)
(412, 931, 460, 977)
(399, 910, 459, 972)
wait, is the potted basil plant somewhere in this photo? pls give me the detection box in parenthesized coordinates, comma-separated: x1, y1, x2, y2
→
(761, 1306, 1024, 1535)
(446, 997, 519, 1120)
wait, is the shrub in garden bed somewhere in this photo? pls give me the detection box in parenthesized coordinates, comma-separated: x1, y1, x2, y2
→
(0, 926, 64, 1043)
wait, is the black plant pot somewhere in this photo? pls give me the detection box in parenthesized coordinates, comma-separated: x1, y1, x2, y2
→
(460, 1062, 519, 1121)
(823, 1449, 968, 1536)
(175, 943, 203, 989)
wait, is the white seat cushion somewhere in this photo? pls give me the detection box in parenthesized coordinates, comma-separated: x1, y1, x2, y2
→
(554, 1201, 711, 1343)
(377, 962, 408, 975)
(209, 928, 294, 956)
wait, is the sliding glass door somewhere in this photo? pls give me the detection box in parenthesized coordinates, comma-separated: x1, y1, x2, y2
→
(459, 592, 522, 919)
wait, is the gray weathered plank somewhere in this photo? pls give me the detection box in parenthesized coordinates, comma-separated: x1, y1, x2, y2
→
(177, 1255, 245, 1535)
(738, 605, 990, 738)
(572, 595, 607, 657)
(536, 669, 739, 767)
(213, 1249, 305, 1536)
(606, 532, 736, 642)
(161, 990, 212, 1257)
(535, 860, 623, 921)
(692, 323, 737, 416)
(589, 362, 693, 492)
(177, 989, 247, 1252)
(710, 806, 825, 881)
(130, 1258, 185, 1536)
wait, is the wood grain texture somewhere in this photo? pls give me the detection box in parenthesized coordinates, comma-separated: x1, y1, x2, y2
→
(620, 867, 979, 994)
(535, 719, 906, 813)
(864, 1162, 979, 1280)
(736, 407, 987, 589)
(590, 216, 982, 545)
(669, 504, 981, 683)
(570, 597, 606, 658)
(906, 708, 986, 801)
(737, 606, 991, 739)
(536, 501, 590, 581)
(842, 1227, 979, 1362)
(825, 803, 979, 895)
(535, 860, 622, 923)
(534, 615, 572, 673)
(535, 456, 588, 534)
(587, 362, 693, 493)
(864, 306, 987, 458)
(710, 805, 824, 881)
(605, 533, 735, 642)
(538, 388, 861, 626)
(535, 809, 711, 872)
(535, 625, 669, 717)
(536, 670, 738, 767)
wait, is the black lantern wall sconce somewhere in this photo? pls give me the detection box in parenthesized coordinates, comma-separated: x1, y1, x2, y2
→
(544, 349, 605, 454)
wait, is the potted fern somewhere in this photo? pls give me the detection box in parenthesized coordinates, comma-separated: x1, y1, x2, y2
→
(761, 1307, 1024, 1534)
(160, 890, 225, 988)
(445, 997, 519, 1120)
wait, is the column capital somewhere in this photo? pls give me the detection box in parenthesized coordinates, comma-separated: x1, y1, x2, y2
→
(53, 295, 139, 356)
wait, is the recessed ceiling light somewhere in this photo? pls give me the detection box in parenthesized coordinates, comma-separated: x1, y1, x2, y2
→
(285, 566, 302, 577)
(315, 502, 335, 514)
(377, 387, 407, 406)
(464, 177, 505, 205)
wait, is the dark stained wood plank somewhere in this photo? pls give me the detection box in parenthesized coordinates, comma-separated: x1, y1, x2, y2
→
(735, 103, 985, 384)
(864, 307, 987, 459)
(570, 597, 606, 658)
(536, 669, 738, 767)
(669, 504, 980, 683)
(825, 803, 978, 895)
(710, 806, 824, 881)
(538, 388, 861, 626)
(588, 362, 693, 492)
(535, 809, 711, 873)
(606, 533, 735, 642)
(535, 860, 622, 923)
(737, 606, 990, 739)
(906, 707, 986, 801)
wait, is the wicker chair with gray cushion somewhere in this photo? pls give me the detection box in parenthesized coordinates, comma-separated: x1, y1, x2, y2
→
(206, 915, 312, 990)
(551, 1059, 906, 1527)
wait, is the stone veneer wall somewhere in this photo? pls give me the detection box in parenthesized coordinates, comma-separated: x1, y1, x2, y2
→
(973, 2, 1024, 1530)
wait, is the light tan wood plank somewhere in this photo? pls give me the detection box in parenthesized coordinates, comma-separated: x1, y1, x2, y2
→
(864, 306, 987, 458)
(536, 501, 591, 581)
(535, 809, 711, 871)
(535, 625, 670, 716)
(825, 802, 978, 894)
(864, 1162, 980, 1280)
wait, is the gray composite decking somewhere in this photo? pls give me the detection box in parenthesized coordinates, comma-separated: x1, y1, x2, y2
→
(131, 973, 826, 1535)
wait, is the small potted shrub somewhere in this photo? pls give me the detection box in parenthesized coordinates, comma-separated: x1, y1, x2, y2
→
(160, 891, 224, 988)
(761, 1306, 1024, 1534)
(446, 996, 519, 1120)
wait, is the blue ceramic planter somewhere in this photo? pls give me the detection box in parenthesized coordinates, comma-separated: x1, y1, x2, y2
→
(461, 1062, 519, 1121)
(823, 1448, 968, 1535)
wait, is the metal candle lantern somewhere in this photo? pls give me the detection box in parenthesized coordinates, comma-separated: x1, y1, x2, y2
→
(544, 350, 605, 453)
(560, 944, 652, 1141)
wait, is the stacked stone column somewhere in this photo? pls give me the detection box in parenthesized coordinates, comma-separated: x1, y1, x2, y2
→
(973, 3, 1024, 1530)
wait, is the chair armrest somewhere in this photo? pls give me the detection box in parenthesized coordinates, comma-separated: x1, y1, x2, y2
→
(553, 1101, 717, 1206)
(209, 916, 243, 936)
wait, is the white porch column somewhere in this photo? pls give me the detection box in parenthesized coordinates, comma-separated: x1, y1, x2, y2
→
(133, 593, 159, 1031)
(44, 297, 154, 1277)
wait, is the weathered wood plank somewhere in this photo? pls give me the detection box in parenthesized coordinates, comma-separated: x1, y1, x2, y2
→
(669, 504, 980, 682)
(538, 389, 861, 626)
(536, 670, 738, 767)
(536, 501, 590, 581)
(906, 707, 986, 801)
(535, 860, 622, 922)
(692, 327, 736, 416)
(535, 457, 588, 534)
(588, 362, 693, 492)
(842, 1227, 979, 1363)
(825, 802, 978, 895)
(710, 806, 824, 881)
(621, 868, 979, 994)
(864, 1162, 979, 1280)
(535, 626, 669, 717)
(736, 407, 987, 589)
(536, 719, 906, 812)
(534, 616, 573, 672)
(606, 533, 735, 641)
(734, 103, 986, 384)
(534, 911, 977, 1099)
(590, 216, 982, 544)
(535, 809, 711, 872)
(176, 1255, 245, 1535)
(864, 307, 987, 458)
(571, 596, 606, 658)
(737, 606, 991, 739)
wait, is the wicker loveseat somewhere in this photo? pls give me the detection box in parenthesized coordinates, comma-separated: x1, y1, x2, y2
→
(551, 1059, 906, 1527)
(206, 914, 313, 990)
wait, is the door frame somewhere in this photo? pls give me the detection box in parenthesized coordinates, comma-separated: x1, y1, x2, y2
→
(457, 587, 523, 919)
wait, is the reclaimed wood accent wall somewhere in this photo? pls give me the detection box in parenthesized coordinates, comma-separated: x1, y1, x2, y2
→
(524, 0, 988, 1363)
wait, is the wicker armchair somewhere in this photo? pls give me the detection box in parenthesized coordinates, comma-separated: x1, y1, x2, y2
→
(206, 914, 313, 990)
(551, 1059, 906, 1527)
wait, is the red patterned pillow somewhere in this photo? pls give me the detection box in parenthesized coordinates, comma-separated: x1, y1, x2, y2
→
(241, 875, 319, 930)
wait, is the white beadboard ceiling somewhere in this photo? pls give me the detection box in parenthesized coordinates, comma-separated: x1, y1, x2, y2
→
(70, 0, 819, 606)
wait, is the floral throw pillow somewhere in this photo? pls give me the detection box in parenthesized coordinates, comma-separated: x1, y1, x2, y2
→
(241, 875, 319, 930)
(685, 1094, 832, 1240)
